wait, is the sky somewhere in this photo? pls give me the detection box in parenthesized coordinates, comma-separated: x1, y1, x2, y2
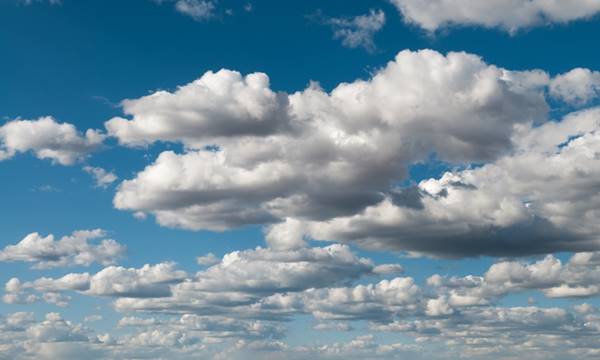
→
(1, 0, 600, 359)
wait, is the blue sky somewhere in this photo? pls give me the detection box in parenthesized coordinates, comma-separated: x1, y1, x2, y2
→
(2, 1, 600, 359)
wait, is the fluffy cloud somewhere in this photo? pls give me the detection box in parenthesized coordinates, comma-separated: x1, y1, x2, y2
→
(0, 312, 112, 360)
(113, 244, 388, 316)
(0, 117, 104, 165)
(3, 262, 187, 307)
(7, 250, 600, 358)
(4, 244, 390, 311)
(111, 50, 549, 233)
(83, 166, 118, 188)
(424, 250, 600, 314)
(287, 107, 600, 256)
(391, 0, 600, 32)
(258, 277, 422, 322)
(550, 68, 600, 105)
(317, 9, 386, 52)
(105, 69, 291, 147)
(0, 230, 125, 269)
(86, 262, 188, 298)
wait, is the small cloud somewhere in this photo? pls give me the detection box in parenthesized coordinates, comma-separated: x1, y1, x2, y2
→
(174, 0, 215, 21)
(133, 211, 148, 220)
(196, 252, 219, 266)
(312, 9, 386, 52)
(84, 315, 102, 322)
(32, 184, 62, 193)
(83, 166, 118, 188)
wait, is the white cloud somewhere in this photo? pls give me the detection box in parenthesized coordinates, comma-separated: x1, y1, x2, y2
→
(0, 230, 125, 269)
(86, 262, 187, 298)
(83, 166, 118, 188)
(151, 0, 216, 21)
(110, 50, 549, 234)
(196, 252, 219, 266)
(391, 0, 600, 32)
(105, 69, 291, 147)
(112, 244, 385, 317)
(288, 107, 600, 256)
(320, 9, 386, 52)
(3, 262, 187, 306)
(6, 249, 600, 358)
(0, 117, 104, 165)
(174, 0, 215, 21)
(550, 68, 600, 105)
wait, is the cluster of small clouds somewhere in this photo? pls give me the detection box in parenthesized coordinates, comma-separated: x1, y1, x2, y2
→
(0, 229, 125, 269)
(6, 242, 600, 358)
(82, 166, 118, 188)
(4, 52, 600, 256)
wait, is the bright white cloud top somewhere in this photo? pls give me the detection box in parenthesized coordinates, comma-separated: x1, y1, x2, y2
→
(391, 0, 600, 32)
(0, 230, 125, 269)
(106, 49, 600, 257)
(0, 117, 104, 165)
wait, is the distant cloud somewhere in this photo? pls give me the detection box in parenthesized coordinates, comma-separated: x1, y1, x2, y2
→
(0, 229, 125, 269)
(108, 50, 548, 240)
(83, 166, 118, 188)
(550, 68, 600, 105)
(391, 0, 600, 33)
(152, 0, 216, 21)
(313, 9, 386, 52)
(6, 244, 600, 358)
(196, 252, 219, 266)
(0, 117, 104, 165)
(19, 0, 62, 5)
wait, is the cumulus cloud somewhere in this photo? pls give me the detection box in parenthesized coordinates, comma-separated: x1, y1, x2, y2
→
(0, 312, 109, 360)
(550, 68, 600, 105)
(196, 252, 219, 266)
(83, 166, 118, 188)
(288, 107, 600, 256)
(3, 262, 187, 306)
(7, 249, 600, 358)
(113, 244, 389, 316)
(0, 117, 104, 165)
(3, 243, 392, 312)
(315, 9, 386, 52)
(423, 250, 600, 315)
(391, 0, 600, 32)
(110, 50, 549, 233)
(0, 230, 125, 269)
(257, 277, 422, 322)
